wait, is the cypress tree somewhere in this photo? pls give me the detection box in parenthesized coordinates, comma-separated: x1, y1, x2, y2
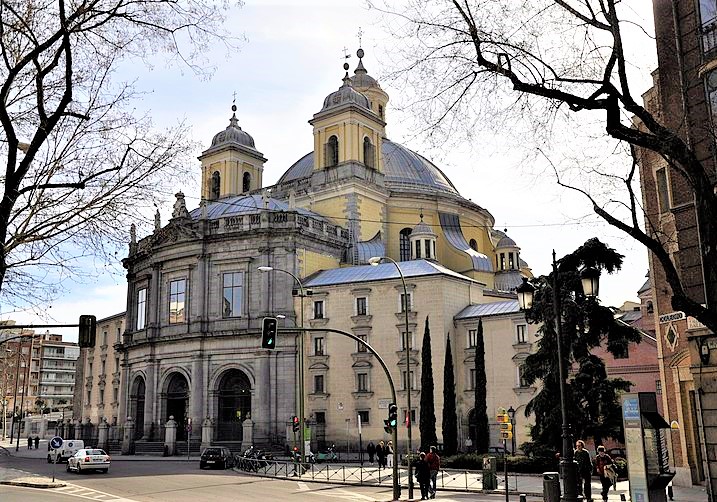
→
(442, 334, 458, 455)
(474, 318, 490, 453)
(419, 315, 437, 451)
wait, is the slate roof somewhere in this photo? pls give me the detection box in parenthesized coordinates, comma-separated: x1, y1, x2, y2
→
(302, 259, 475, 287)
(439, 212, 493, 272)
(455, 300, 521, 319)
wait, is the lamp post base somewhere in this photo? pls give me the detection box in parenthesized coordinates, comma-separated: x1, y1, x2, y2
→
(560, 459, 580, 502)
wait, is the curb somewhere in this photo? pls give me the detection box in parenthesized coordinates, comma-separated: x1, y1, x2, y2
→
(0, 479, 67, 489)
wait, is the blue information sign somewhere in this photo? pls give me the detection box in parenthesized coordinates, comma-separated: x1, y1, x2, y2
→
(49, 436, 63, 449)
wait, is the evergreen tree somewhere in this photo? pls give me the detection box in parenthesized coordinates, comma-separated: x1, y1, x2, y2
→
(442, 334, 458, 455)
(419, 315, 437, 450)
(522, 238, 641, 452)
(474, 318, 490, 453)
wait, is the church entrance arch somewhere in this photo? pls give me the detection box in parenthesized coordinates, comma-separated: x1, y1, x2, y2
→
(217, 369, 251, 441)
(130, 376, 145, 440)
(165, 373, 189, 441)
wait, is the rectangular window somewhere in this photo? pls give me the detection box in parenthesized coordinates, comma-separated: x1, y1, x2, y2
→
(313, 300, 324, 319)
(656, 168, 671, 214)
(102, 331, 108, 347)
(113, 387, 119, 403)
(89, 362, 93, 375)
(101, 360, 106, 375)
(614, 345, 629, 359)
(424, 240, 430, 257)
(403, 409, 416, 424)
(99, 387, 104, 405)
(314, 337, 325, 356)
(136, 288, 147, 330)
(115, 357, 120, 372)
(315, 411, 326, 424)
(468, 329, 477, 348)
(86, 388, 92, 404)
(169, 279, 186, 324)
(656, 379, 662, 395)
(400, 293, 412, 312)
(357, 373, 369, 392)
(518, 365, 529, 388)
(470, 368, 476, 390)
(357, 334, 368, 353)
(356, 297, 368, 316)
(509, 253, 515, 269)
(222, 272, 243, 318)
(116, 327, 121, 343)
(516, 324, 527, 344)
(357, 410, 370, 424)
(415, 240, 422, 258)
(702, 0, 717, 25)
(314, 374, 325, 393)
(500, 253, 505, 270)
(401, 370, 415, 391)
(400, 331, 414, 350)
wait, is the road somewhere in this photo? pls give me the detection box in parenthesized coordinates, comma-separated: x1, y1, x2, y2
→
(0, 454, 526, 502)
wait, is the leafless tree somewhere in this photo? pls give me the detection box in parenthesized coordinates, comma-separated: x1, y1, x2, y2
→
(0, 0, 239, 311)
(374, 0, 717, 332)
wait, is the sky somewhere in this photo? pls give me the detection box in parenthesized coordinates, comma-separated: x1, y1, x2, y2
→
(6, 0, 658, 341)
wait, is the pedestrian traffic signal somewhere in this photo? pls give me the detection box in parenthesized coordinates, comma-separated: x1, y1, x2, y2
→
(292, 415, 300, 432)
(261, 317, 277, 349)
(78, 315, 96, 348)
(388, 403, 398, 429)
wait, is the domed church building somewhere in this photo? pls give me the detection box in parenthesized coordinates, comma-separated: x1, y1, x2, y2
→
(115, 50, 538, 455)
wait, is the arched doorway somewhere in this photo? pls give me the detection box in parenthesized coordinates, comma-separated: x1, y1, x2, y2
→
(165, 373, 189, 440)
(130, 377, 145, 440)
(217, 369, 251, 441)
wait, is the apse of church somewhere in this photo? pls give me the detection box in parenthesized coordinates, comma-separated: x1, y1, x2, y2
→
(107, 47, 536, 453)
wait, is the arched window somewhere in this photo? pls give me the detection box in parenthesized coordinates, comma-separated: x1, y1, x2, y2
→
(646, 301, 654, 314)
(325, 135, 339, 167)
(211, 171, 221, 200)
(363, 137, 375, 169)
(243, 172, 251, 193)
(399, 228, 412, 261)
(469, 239, 478, 251)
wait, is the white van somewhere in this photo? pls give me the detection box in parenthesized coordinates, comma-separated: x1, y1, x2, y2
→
(47, 439, 85, 463)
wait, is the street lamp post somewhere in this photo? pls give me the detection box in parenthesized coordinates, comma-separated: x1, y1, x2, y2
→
(516, 251, 599, 502)
(258, 265, 308, 465)
(507, 406, 516, 455)
(369, 255, 414, 500)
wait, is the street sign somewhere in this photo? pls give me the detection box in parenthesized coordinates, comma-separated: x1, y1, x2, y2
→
(50, 436, 63, 449)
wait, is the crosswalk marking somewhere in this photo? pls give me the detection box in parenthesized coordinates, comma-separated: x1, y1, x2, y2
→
(53, 482, 139, 501)
(297, 481, 310, 491)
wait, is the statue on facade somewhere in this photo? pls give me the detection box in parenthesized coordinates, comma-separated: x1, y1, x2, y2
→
(172, 191, 189, 219)
(154, 209, 161, 231)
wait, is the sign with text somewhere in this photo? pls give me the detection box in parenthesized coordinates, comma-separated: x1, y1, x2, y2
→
(659, 311, 685, 324)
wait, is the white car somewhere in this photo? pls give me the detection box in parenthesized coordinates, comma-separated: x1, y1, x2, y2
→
(66, 448, 111, 474)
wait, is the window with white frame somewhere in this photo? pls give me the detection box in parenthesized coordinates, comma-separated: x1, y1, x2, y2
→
(314, 374, 325, 393)
(313, 300, 325, 319)
(169, 279, 187, 324)
(222, 272, 243, 318)
(516, 324, 527, 344)
(401, 370, 415, 390)
(400, 292, 412, 312)
(357, 334, 368, 353)
(400, 331, 415, 350)
(136, 288, 147, 330)
(468, 329, 477, 348)
(357, 372, 369, 392)
(356, 297, 368, 316)
(313, 336, 325, 356)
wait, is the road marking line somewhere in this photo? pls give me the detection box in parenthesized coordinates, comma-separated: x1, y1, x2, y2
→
(297, 481, 310, 490)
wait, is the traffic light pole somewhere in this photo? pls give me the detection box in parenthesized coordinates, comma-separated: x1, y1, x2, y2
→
(280, 327, 400, 501)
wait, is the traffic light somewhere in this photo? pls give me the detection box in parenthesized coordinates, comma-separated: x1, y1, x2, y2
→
(496, 410, 509, 423)
(500, 422, 513, 439)
(292, 415, 300, 432)
(261, 317, 277, 349)
(78, 315, 96, 348)
(384, 419, 392, 434)
(388, 403, 398, 429)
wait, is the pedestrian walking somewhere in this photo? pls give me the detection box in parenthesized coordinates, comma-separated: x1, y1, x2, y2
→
(414, 452, 432, 500)
(34, 436, 40, 450)
(27, 436, 32, 449)
(366, 441, 376, 464)
(386, 440, 394, 468)
(376, 441, 385, 468)
(594, 445, 615, 502)
(426, 445, 441, 499)
(574, 440, 593, 501)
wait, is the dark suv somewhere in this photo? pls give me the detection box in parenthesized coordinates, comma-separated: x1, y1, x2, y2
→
(200, 447, 234, 469)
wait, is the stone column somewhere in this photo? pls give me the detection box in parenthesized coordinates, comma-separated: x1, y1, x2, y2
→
(143, 360, 156, 439)
(190, 354, 203, 440)
(121, 417, 135, 455)
(201, 417, 212, 452)
(97, 418, 109, 451)
(164, 416, 177, 456)
(241, 418, 253, 451)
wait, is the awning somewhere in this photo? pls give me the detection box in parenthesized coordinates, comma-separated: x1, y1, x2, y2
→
(643, 411, 670, 429)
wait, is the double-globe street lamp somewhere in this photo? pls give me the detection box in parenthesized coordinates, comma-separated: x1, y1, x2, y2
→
(257, 265, 308, 464)
(515, 251, 599, 502)
(368, 255, 414, 500)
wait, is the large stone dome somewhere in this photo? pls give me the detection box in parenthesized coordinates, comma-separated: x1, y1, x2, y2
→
(278, 138, 460, 196)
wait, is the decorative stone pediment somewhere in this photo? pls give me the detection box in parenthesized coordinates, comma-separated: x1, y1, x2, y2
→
(148, 223, 201, 249)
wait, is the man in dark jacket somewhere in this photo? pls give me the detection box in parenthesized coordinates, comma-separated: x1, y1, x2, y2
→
(574, 440, 593, 501)
(414, 452, 432, 500)
(425, 446, 441, 499)
(366, 441, 376, 464)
